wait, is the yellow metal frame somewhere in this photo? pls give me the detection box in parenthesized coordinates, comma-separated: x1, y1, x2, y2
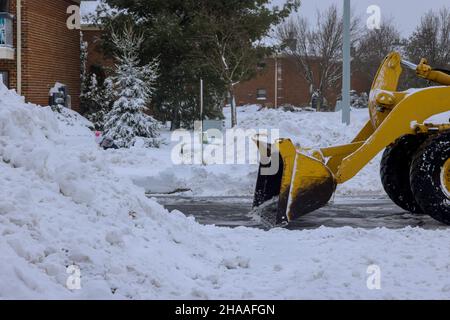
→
(317, 52, 450, 184)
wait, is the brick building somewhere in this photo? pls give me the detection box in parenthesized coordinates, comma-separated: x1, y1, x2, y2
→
(234, 55, 371, 109)
(0, 0, 81, 111)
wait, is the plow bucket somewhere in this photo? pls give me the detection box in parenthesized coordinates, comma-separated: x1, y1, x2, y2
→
(253, 138, 336, 228)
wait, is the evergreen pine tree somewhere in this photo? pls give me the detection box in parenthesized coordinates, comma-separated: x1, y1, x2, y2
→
(84, 74, 115, 130)
(80, 31, 114, 129)
(103, 26, 161, 148)
(80, 32, 89, 97)
(98, 1, 298, 129)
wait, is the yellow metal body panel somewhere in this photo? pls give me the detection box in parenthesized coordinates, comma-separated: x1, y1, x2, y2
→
(416, 58, 450, 85)
(276, 139, 297, 212)
(326, 121, 374, 175)
(286, 152, 335, 221)
(321, 142, 365, 158)
(369, 52, 403, 128)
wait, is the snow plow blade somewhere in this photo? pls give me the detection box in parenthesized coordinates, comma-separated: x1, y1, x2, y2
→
(253, 138, 336, 228)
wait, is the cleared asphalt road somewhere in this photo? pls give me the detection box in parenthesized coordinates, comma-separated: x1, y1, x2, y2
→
(151, 195, 448, 230)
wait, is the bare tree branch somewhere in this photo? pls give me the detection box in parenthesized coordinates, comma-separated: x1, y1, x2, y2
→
(276, 5, 360, 111)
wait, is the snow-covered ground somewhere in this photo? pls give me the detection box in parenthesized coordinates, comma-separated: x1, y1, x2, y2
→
(109, 105, 385, 197)
(1, 85, 450, 299)
(109, 104, 449, 198)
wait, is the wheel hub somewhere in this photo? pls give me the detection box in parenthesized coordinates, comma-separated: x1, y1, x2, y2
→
(441, 158, 450, 198)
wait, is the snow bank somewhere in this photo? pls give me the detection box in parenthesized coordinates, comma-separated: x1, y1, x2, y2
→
(0, 85, 229, 299)
(2, 86, 450, 299)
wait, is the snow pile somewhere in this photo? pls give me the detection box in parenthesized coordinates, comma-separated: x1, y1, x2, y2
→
(2, 86, 450, 299)
(0, 85, 222, 298)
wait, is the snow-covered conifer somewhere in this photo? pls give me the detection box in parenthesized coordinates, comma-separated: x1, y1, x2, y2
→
(84, 74, 115, 130)
(103, 26, 161, 148)
(80, 33, 89, 95)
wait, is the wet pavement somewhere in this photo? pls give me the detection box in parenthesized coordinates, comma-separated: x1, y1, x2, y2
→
(150, 195, 448, 230)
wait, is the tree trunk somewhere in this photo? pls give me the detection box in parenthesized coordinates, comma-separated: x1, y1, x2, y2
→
(170, 110, 181, 131)
(316, 91, 324, 112)
(229, 87, 237, 127)
(316, 96, 322, 112)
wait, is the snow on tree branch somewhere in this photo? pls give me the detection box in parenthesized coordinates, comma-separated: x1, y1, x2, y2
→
(103, 26, 161, 148)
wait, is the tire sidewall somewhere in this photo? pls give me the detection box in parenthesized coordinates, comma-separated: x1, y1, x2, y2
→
(380, 134, 427, 214)
(411, 132, 450, 223)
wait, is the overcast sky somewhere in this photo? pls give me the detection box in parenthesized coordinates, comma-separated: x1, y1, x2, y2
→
(272, 0, 450, 37)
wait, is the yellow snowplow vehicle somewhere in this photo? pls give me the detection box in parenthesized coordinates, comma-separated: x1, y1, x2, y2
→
(254, 52, 450, 228)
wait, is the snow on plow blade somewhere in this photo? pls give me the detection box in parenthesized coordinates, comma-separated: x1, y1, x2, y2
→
(253, 138, 336, 228)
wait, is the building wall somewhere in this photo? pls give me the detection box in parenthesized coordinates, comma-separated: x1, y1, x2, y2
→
(234, 56, 372, 109)
(0, 0, 81, 111)
(25, 0, 81, 110)
(276, 56, 313, 107)
(234, 58, 277, 108)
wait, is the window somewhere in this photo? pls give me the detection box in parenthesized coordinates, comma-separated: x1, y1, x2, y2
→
(0, 0, 10, 13)
(277, 61, 283, 80)
(256, 89, 267, 100)
(0, 11, 13, 46)
(0, 70, 9, 88)
(257, 62, 266, 71)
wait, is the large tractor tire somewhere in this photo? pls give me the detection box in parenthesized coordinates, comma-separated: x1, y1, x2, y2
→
(380, 135, 427, 214)
(410, 131, 450, 225)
